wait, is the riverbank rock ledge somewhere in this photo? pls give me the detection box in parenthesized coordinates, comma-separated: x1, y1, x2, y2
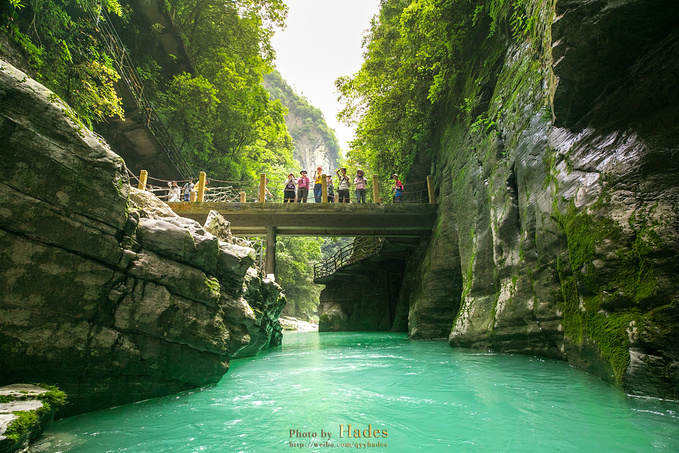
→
(0, 384, 65, 453)
(0, 60, 286, 417)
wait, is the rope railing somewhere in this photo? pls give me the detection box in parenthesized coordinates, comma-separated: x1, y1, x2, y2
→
(89, 6, 195, 179)
(132, 170, 437, 205)
(313, 237, 385, 280)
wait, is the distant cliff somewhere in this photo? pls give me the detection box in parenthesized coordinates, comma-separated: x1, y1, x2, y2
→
(264, 70, 341, 172)
(0, 60, 285, 417)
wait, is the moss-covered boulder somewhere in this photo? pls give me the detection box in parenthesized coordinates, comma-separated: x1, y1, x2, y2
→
(0, 384, 66, 453)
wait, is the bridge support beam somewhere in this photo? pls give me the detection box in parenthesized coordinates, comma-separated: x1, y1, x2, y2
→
(266, 225, 276, 278)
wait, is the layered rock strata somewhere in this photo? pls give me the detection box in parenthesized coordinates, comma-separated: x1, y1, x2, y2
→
(0, 60, 285, 417)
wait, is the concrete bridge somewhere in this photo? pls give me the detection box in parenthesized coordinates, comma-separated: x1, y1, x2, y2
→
(168, 202, 437, 275)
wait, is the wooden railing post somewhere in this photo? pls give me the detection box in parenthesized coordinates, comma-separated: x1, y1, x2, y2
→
(321, 173, 328, 203)
(259, 173, 266, 203)
(372, 175, 379, 203)
(197, 171, 207, 202)
(138, 170, 148, 190)
(266, 225, 276, 277)
(427, 175, 436, 204)
(240, 191, 247, 203)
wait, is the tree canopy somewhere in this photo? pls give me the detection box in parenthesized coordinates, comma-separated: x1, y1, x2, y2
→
(336, 0, 533, 182)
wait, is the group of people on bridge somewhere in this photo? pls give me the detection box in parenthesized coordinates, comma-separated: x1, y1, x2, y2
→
(155, 167, 407, 204)
(272, 167, 404, 204)
(166, 179, 196, 202)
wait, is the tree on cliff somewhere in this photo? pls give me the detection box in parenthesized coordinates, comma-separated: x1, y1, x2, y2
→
(0, 0, 126, 128)
(151, 0, 295, 181)
(1, 0, 295, 181)
(336, 0, 530, 182)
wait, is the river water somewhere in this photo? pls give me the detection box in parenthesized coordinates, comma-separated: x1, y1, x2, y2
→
(34, 332, 679, 452)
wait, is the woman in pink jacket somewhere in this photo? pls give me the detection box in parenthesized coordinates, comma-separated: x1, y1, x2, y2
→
(297, 170, 310, 203)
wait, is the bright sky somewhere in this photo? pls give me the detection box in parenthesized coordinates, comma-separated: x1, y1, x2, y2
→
(271, 0, 381, 153)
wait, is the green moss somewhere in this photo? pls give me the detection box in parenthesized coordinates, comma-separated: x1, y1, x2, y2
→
(557, 262, 583, 344)
(552, 198, 663, 383)
(206, 276, 221, 295)
(0, 395, 12, 404)
(3, 410, 39, 442)
(585, 309, 638, 381)
(36, 384, 67, 409)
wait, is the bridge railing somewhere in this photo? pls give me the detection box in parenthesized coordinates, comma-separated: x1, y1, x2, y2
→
(132, 170, 437, 205)
(313, 237, 385, 280)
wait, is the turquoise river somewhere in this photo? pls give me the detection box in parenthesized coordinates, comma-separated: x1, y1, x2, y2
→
(34, 332, 679, 452)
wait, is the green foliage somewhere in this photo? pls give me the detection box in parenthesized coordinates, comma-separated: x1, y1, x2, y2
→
(336, 0, 545, 183)
(337, 0, 478, 182)
(157, 0, 293, 180)
(1, 0, 125, 128)
(3, 410, 39, 441)
(275, 237, 323, 319)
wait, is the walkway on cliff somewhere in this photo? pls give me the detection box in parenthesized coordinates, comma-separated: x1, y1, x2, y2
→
(92, 0, 195, 179)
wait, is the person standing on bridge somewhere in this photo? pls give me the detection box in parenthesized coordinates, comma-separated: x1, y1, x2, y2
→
(392, 174, 404, 203)
(167, 181, 181, 202)
(327, 175, 335, 203)
(313, 166, 324, 202)
(182, 179, 194, 201)
(336, 167, 351, 203)
(354, 169, 367, 203)
(297, 170, 310, 203)
(283, 173, 297, 203)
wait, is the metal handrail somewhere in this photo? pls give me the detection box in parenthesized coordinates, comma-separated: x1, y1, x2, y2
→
(90, 6, 195, 179)
(313, 237, 385, 280)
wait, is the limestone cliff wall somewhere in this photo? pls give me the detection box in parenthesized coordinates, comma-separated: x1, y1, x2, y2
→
(285, 108, 340, 173)
(0, 60, 285, 417)
(407, 0, 679, 398)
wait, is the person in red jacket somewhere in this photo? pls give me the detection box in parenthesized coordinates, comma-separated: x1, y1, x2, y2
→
(392, 174, 404, 203)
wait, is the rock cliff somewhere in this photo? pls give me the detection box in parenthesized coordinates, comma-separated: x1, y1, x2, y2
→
(0, 60, 286, 417)
(406, 0, 679, 398)
(264, 71, 341, 172)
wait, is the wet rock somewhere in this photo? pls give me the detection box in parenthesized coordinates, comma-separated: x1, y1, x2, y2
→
(279, 316, 318, 332)
(0, 60, 285, 417)
(404, 0, 679, 397)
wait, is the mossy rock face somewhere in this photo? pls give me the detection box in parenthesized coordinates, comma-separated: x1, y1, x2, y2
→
(318, 309, 349, 332)
(401, 0, 679, 398)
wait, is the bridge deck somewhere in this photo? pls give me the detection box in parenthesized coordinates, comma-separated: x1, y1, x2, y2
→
(168, 202, 437, 237)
